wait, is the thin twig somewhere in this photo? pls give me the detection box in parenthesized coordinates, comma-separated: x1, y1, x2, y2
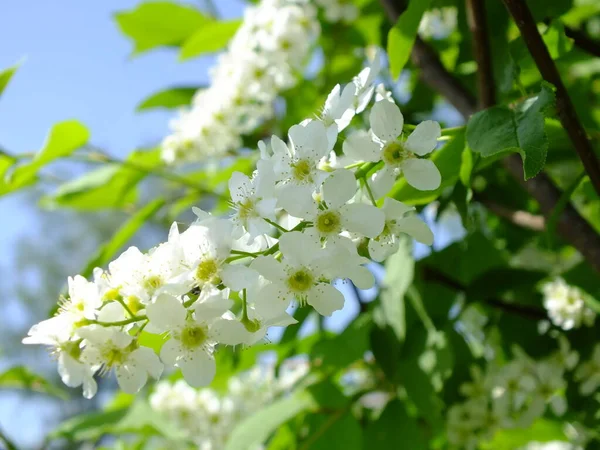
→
(378, 0, 600, 274)
(564, 25, 600, 58)
(478, 198, 546, 231)
(501, 0, 600, 197)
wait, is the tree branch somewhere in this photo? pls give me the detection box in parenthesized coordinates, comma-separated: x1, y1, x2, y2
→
(564, 25, 600, 58)
(466, 0, 496, 108)
(422, 267, 546, 320)
(501, 0, 600, 198)
(476, 196, 546, 231)
(378, 0, 600, 274)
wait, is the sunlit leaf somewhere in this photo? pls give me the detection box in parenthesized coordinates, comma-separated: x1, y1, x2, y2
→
(180, 20, 242, 60)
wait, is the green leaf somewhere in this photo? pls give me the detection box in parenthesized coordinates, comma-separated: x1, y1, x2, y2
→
(114, 2, 209, 54)
(363, 399, 427, 449)
(180, 20, 242, 60)
(391, 130, 466, 205)
(466, 83, 555, 179)
(379, 237, 413, 341)
(3, 120, 90, 194)
(303, 411, 362, 450)
(0, 366, 67, 399)
(137, 85, 201, 111)
(42, 148, 161, 210)
(51, 400, 186, 442)
(80, 198, 165, 277)
(387, 0, 431, 79)
(225, 390, 318, 450)
(480, 418, 567, 449)
(543, 21, 574, 59)
(0, 61, 21, 97)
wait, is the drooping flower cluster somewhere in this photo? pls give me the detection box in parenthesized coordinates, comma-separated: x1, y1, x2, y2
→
(447, 338, 579, 449)
(542, 278, 595, 331)
(314, 0, 358, 23)
(149, 360, 308, 449)
(23, 57, 442, 398)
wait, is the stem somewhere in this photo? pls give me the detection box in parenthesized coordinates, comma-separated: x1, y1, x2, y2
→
(90, 316, 147, 327)
(116, 297, 136, 318)
(230, 249, 261, 258)
(241, 289, 249, 321)
(263, 217, 289, 233)
(501, 0, 600, 197)
(362, 177, 378, 206)
(564, 25, 600, 58)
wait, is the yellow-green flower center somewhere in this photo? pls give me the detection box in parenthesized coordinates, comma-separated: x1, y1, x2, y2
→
(287, 269, 314, 293)
(291, 159, 313, 183)
(126, 296, 144, 315)
(196, 259, 219, 284)
(315, 210, 342, 234)
(102, 346, 128, 367)
(238, 198, 256, 220)
(382, 141, 413, 167)
(179, 325, 207, 349)
(144, 275, 163, 291)
(242, 317, 262, 333)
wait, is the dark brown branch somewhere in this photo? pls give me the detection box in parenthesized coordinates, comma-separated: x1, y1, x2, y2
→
(422, 268, 546, 320)
(501, 0, 600, 198)
(378, 0, 600, 274)
(477, 197, 546, 231)
(564, 25, 600, 58)
(466, 0, 496, 108)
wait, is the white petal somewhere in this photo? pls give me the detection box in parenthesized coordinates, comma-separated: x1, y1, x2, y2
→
(368, 235, 397, 262)
(382, 197, 414, 219)
(401, 158, 441, 191)
(345, 265, 375, 290)
(397, 215, 434, 245)
(253, 282, 292, 317)
(342, 130, 381, 163)
(289, 121, 329, 161)
(146, 294, 186, 332)
(326, 123, 338, 152)
(323, 169, 356, 209)
(251, 256, 286, 283)
(404, 121, 441, 156)
(221, 264, 259, 292)
(212, 319, 251, 346)
(82, 376, 98, 399)
(369, 100, 403, 143)
(271, 135, 289, 156)
(179, 350, 216, 387)
(340, 203, 385, 238)
(279, 231, 322, 267)
(277, 184, 316, 219)
(130, 347, 163, 380)
(229, 172, 252, 202)
(115, 363, 147, 394)
(264, 311, 298, 328)
(370, 167, 397, 199)
(159, 338, 182, 366)
(308, 284, 345, 316)
(58, 353, 84, 388)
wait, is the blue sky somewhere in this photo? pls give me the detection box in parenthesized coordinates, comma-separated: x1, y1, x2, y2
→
(0, 1, 245, 446)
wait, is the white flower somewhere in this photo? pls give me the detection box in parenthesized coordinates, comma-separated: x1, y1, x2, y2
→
(59, 275, 102, 320)
(77, 325, 163, 394)
(229, 160, 278, 241)
(285, 169, 385, 244)
(368, 198, 433, 262)
(353, 50, 381, 113)
(251, 232, 345, 316)
(270, 120, 331, 210)
(542, 278, 596, 330)
(320, 83, 357, 149)
(146, 289, 234, 387)
(23, 314, 98, 399)
(213, 274, 297, 346)
(344, 100, 442, 194)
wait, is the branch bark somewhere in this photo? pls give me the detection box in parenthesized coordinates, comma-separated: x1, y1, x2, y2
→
(564, 25, 600, 58)
(501, 0, 600, 198)
(378, 0, 600, 274)
(466, 0, 496, 108)
(476, 197, 546, 231)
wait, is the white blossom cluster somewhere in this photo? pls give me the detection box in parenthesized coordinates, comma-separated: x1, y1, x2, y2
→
(542, 278, 596, 331)
(149, 360, 308, 449)
(23, 58, 442, 398)
(418, 7, 458, 40)
(447, 338, 579, 449)
(162, 0, 320, 163)
(574, 343, 600, 396)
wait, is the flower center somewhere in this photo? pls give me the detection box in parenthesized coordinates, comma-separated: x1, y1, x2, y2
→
(291, 159, 313, 183)
(126, 296, 144, 315)
(242, 317, 262, 333)
(179, 325, 207, 349)
(287, 269, 314, 293)
(196, 259, 219, 284)
(237, 198, 256, 220)
(102, 346, 128, 367)
(103, 288, 121, 302)
(315, 210, 342, 234)
(144, 275, 163, 291)
(382, 141, 413, 167)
